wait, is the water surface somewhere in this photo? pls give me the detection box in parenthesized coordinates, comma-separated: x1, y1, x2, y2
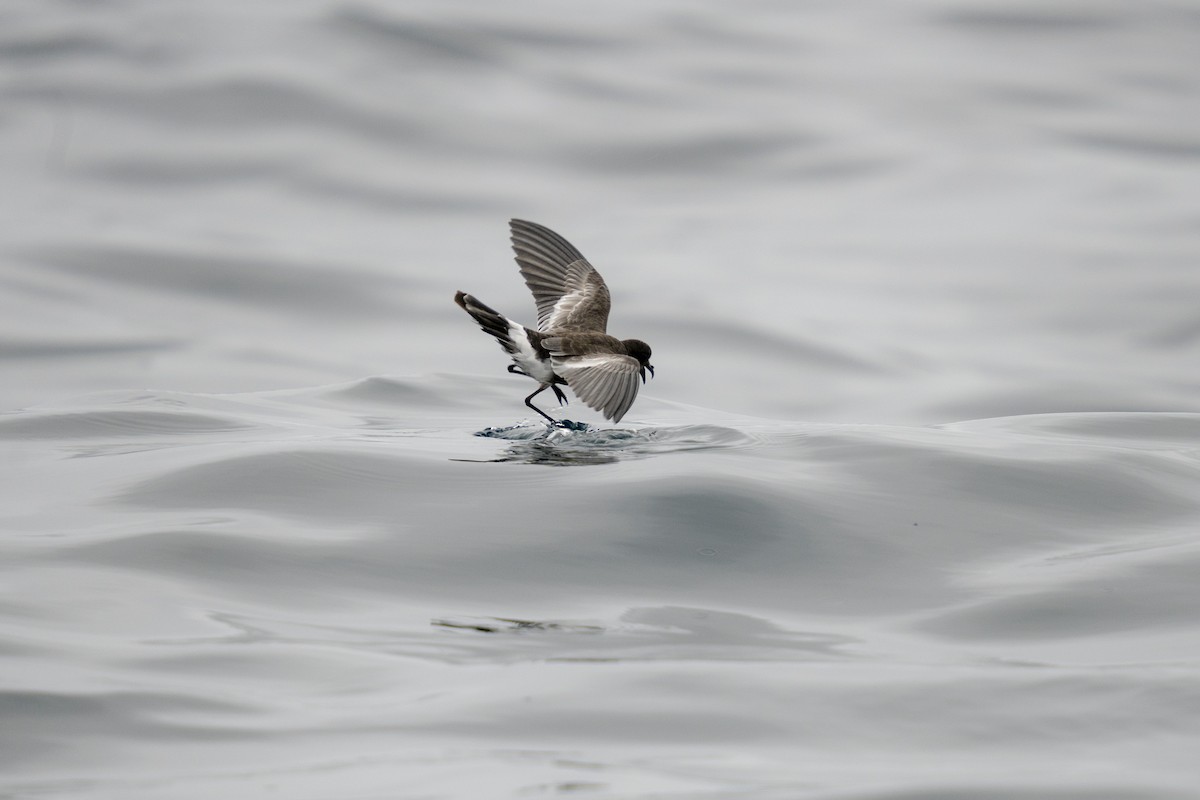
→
(2, 1, 1199, 797)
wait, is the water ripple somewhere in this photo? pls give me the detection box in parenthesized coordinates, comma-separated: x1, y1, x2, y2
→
(468, 421, 758, 465)
(0, 409, 252, 440)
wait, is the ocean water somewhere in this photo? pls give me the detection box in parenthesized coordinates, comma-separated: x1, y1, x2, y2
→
(3, 1, 1200, 798)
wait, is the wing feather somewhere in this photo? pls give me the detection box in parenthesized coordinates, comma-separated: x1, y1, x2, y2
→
(511, 219, 612, 333)
(552, 352, 642, 423)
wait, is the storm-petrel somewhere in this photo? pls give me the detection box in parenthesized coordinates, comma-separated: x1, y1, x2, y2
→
(455, 219, 654, 424)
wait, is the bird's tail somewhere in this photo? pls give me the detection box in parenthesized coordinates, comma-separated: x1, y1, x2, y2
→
(455, 291, 519, 356)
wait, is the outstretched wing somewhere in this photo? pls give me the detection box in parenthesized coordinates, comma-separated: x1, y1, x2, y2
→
(511, 219, 611, 333)
(546, 349, 642, 423)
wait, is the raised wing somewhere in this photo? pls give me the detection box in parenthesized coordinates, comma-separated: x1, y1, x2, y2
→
(549, 351, 642, 423)
(510, 219, 611, 333)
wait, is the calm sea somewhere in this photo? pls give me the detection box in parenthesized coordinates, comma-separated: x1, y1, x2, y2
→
(3, 1, 1199, 797)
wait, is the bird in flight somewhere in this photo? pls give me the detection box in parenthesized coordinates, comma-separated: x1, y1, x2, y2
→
(455, 219, 654, 424)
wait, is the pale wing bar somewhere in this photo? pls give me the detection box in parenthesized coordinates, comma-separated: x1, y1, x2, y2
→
(552, 353, 641, 423)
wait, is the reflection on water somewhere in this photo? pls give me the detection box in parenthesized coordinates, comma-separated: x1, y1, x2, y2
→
(429, 606, 858, 664)
(461, 437, 625, 465)
(464, 421, 757, 465)
(432, 616, 606, 635)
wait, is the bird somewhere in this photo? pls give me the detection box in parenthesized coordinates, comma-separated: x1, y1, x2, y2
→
(455, 219, 654, 424)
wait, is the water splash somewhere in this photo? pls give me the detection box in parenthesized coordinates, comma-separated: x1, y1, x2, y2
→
(475, 418, 592, 438)
(466, 419, 758, 465)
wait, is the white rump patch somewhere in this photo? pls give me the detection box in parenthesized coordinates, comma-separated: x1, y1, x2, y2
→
(508, 320, 554, 382)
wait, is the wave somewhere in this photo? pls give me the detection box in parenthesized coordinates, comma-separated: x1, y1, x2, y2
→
(10, 380, 1188, 639)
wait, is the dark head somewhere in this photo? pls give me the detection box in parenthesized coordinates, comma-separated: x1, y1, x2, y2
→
(622, 339, 655, 384)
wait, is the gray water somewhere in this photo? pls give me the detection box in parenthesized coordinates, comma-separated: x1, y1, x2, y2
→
(3, 1, 1200, 798)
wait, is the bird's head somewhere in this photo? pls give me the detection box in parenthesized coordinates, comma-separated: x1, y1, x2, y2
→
(623, 339, 654, 384)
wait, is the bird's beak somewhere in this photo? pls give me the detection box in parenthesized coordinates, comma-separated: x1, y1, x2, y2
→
(641, 364, 655, 384)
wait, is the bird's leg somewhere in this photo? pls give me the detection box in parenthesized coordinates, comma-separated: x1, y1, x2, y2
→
(523, 384, 558, 424)
(507, 364, 529, 377)
(551, 383, 568, 406)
